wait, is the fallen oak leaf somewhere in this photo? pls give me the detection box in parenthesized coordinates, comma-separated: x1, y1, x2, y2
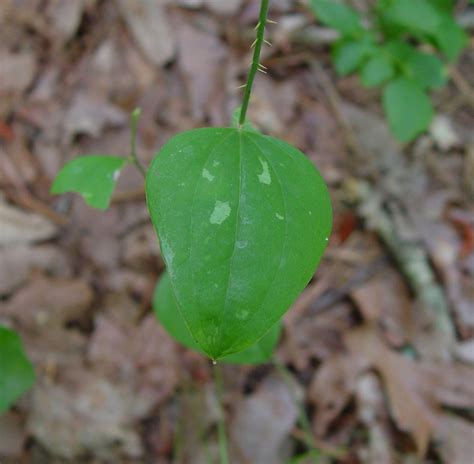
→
(345, 325, 474, 457)
(344, 324, 436, 457)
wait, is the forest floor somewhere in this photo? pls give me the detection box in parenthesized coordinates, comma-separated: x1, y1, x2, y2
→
(1, 1, 474, 463)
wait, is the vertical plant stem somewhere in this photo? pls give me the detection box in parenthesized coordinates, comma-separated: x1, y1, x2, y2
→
(213, 363, 230, 464)
(129, 107, 146, 178)
(273, 357, 320, 464)
(238, 0, 270, 126)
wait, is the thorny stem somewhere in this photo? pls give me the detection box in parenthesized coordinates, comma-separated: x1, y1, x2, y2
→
(273, 357, 320, 464)
(129, 108, 146, 178)
(238, 0, 270, 127)
(213, 363, 230, 464)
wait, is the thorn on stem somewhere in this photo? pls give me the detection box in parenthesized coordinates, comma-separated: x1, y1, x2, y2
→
(267, 19, 278, 24)
(251, 38, 257, 48)
(264, 39, 272, 46)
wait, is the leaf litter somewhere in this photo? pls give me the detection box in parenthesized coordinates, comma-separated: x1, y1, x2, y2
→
(0, 0, 473, 462)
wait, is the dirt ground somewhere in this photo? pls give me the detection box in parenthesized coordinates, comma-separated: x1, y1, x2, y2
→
(1, 1, 474, 463)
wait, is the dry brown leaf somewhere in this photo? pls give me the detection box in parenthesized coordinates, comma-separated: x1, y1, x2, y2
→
(205, 0, 242, 15)
(121, 224, 161, 271)
(434, 414, 474, 464)
(118, 0, 175, 67)
(0, 199, 57, 246)
(282, 303, 354, 370)
(28, 371, 145, 459)
(345, 324, 474, 457)
(64, 93, 127, 141)
(350, 266, 414, 347)
(345, 325, 435, 456)
(0, 275, 93, 331)
(46, 0, 85, 43)
(177, 21, 226, 122)
(309, 352, 367, 437)
(0, 51, 36, 96)
(88, 314, 180, 409)
(0, 412, 27, 458)
(0, 244, 69, 296)
(229, 374, 298, 464)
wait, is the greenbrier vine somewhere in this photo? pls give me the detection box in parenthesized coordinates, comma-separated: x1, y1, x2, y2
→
(238, 0, 270, 127)
(51, 0, 332, 459)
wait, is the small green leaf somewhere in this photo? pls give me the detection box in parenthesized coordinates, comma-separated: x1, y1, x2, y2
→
(383, 0, 442, 36)
(51, 156, 127, 210)
(384, 40, 415, 62)
(310, 0, 364, 35)
(360, 53, 394, 87)
(333, 38, 374, 76)
(403, 50, 446, 89)
(383, 77, 433, 142)
(232, 106, 259, 132)
(146, 128, 332, 359)
(0, 326, 35, 413)
(153, 272, 282, 364)
(433, 17, 468, 61)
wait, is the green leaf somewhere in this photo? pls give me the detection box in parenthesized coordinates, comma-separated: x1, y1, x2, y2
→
(0, 326, 35, 413)
(433, 17, 468, 61)
(382, 0, 443, 36)
(360, 53, 394, 87)
(380, 0, 467, 61)
(146, 128, 332, 359)
(153, 272, 282, 364)
(232, 106, 259, 132)
(384, 40, 415, 62)
(333, 38, 374, 76)
(51, 156, 127, 210)
(383, 77, 433, 142)
(431, 0, 454, 12)
(310, 0, 364, 36)
(403, 50, 446, 89)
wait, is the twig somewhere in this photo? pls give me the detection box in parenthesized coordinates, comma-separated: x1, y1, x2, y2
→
(345, 179, 457, 360)
(213, 363, 229, 464)
(449, 66, 474, 109)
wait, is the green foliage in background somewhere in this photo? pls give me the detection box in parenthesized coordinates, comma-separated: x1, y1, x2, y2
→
(0, 326, 35, 413)
(310, 0, 467, 141)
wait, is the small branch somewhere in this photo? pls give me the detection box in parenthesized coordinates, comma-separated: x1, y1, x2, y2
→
(346, 179, 456, 360)
(213, 363, 229, 464)
(129, 108, 146, 178)
(239, 0, 270, 126)
(449, 66, 474, 109)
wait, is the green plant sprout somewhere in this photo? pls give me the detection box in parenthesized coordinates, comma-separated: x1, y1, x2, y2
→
(310, 0, 468, 141)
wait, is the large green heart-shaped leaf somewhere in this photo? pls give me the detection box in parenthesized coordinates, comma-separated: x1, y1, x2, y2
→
(0, 326, 35, 413)
(153, 272, 281, 365)
(146, 128, 332, 359)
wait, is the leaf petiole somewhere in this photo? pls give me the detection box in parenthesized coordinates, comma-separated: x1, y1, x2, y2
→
(129, 107, 146, 178)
